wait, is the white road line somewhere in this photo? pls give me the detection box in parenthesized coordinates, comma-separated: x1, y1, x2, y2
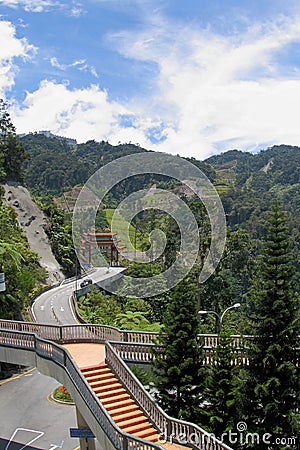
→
(5, 428, 44, 450)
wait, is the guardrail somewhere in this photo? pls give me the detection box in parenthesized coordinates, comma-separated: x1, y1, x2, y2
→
(0, 319, 250, 346)
(106, 341, 232, 450)
(0, 321, 234, 450)
(0, 328, 165, 450)
(1, 320, 298, 367)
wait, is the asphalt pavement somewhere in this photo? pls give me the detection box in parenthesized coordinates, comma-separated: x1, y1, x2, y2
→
(0, 368, 79, 450)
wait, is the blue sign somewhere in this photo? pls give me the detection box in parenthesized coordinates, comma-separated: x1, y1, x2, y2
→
(70, 428, 95, 438)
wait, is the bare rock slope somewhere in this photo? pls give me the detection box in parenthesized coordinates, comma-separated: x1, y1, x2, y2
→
(3, 182, 65, 285)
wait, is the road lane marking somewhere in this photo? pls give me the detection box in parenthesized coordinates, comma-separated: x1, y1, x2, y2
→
(0, 367, 35, 386)
(5, 427, 44, 450)
(49, 441, 64, 449)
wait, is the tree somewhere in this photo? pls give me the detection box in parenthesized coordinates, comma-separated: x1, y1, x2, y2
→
(244, 200, 300, 447)
(152, 273, 203, 421)
(200, 333, 242, 442)
(0, 99, 28, 181)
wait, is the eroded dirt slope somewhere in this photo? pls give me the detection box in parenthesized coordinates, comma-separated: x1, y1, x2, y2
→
(3, 182, 65, 285)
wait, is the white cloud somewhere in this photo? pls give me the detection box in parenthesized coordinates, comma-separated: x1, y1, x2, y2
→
(0, 20, 36, 96)
(109, 14, 300, 157)
(0, 0, 59, 12)
(0, 0, 85, 15)
(49, 57, 99, 78)
(11, 80, 154, 147)
(5, 11, 300, 159)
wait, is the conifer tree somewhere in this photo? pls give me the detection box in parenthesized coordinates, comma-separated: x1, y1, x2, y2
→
(244, 200, 300, 447)
(152, 273, 203, 422)
(201, 333, 241, 441)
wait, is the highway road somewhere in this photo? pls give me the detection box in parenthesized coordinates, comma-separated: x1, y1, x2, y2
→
(32, 267, 125, 325)
(0, 368, 79, 450)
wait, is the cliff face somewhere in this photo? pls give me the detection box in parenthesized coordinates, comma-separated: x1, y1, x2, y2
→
(3, 181, 64, 285)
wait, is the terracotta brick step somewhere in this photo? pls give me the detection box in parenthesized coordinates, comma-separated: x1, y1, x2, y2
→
(88, 374, 118, 384)
(122, 421, 154, 434)
(81, 363, 161, 446)
(136, 433, 159, 443)
(100, 392, 131, 404)
(87, 377, 120, 387)
(104, 398, 137, 412)
(116, 415, 148, 429)
(91, 381, 122, 392)
(129, 427, 159, 440)
(112, 407, 143, 422)
(81, 366, 108, 376)
(96, 387, 127, 399)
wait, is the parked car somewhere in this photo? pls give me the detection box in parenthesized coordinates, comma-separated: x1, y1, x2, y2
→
(80, 278, 93, 288)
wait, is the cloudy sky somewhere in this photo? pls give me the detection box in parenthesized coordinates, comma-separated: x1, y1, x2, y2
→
(1, 0, 300, 159)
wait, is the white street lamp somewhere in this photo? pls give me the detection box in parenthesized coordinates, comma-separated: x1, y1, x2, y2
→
(198, 303, 241, 333)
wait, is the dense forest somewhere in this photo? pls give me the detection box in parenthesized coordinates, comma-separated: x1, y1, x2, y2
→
(0, 102, 299, 447)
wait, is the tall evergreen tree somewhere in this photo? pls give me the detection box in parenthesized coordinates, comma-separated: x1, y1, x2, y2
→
(0, 99, 28, 180)
(152, 273, 203, 422)
(244, 200, 300, 448)
(200, 333, 241, 441)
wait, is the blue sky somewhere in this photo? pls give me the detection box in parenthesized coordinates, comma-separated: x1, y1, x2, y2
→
(1, 0, 300, 159)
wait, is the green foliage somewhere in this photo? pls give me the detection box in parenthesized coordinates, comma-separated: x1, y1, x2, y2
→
(0, 100, 28, 181)
(243, 201, 300, 446)
(78, 289, 122, 325)
(40, 200, 76, 276)
(53, 385, 73, 403)
(0, 198, 46, 319)
(152, 274, 204, 421)
(199, 333, 243, 441)
(199, 229, 254, 334)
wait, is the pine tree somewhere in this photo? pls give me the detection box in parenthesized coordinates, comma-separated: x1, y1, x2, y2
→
(244, 200, 300, 448)
(200, 333, 241, 441)
(152, 273, 203, 422)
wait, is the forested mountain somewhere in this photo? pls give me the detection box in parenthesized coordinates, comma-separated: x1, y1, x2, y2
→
(19, 133, 215, 196)
(19, 133, 300, 272)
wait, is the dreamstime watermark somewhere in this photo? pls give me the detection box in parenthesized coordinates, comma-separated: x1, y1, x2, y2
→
(72, 152, 226, 297)
(157, 421, 297, 448)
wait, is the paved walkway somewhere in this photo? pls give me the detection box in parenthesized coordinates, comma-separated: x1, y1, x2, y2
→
(63, 343, 106, 369)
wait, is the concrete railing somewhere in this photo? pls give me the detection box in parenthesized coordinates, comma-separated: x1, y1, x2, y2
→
(0, 328, 165, 450)
(106, 341, 232, 450)
(0, 321, 234, 450)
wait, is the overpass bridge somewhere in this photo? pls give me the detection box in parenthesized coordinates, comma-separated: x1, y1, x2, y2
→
(0, 319, 233, 450)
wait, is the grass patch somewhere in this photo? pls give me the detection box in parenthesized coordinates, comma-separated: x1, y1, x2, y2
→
(104, 208, 147, 250)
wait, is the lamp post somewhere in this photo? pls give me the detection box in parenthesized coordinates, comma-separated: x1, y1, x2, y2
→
(198, 303, 241, 333)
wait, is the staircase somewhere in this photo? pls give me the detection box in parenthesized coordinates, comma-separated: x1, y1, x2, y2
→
(82, 364, 160, 443)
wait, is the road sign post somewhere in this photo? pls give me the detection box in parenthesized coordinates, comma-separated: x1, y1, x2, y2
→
(70, 428, 95, 439)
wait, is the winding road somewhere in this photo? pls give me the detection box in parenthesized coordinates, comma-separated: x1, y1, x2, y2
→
(0, 267, 125, 449)
(1, 182, 125, 449)
(32, 267, 125, 325)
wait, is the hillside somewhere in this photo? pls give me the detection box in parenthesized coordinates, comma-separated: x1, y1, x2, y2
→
(3, 182, 64, 284)
(18, 133, 299, 277)
(205, 145, 300, 250)
(19, 133, 215, 196)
